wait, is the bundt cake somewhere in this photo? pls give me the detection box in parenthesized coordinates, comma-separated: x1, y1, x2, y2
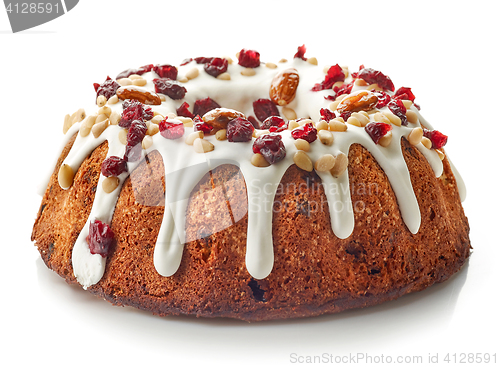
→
(31, 46, 471, 321)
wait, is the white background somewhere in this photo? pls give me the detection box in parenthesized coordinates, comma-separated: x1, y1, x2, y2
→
(1, 1, 499, 366)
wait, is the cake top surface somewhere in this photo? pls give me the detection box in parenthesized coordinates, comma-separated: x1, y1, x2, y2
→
(52, 45, 466, 288)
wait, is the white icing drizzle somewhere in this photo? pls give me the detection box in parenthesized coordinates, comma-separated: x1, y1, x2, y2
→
(55, 56, 465, 286)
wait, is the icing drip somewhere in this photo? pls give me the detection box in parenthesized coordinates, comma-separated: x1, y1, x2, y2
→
(55, 57, 463, 286)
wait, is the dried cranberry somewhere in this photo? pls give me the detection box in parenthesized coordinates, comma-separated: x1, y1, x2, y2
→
(194, 57, 214, 64)
(394, 87, 416, 102)
(153, 78, 186, 100)
(261, 116, 288, 132)
(193, 115, 213, 134)
(120, 100, 153, 128)
(176, 102, 194, 119)
(204, 57, 228, 77)
(372, 90, 391, 108)
(252, 133, 286, 165)
(339, 111, 352, 121)
(291, 122, 318, 143)
(365, 122, 392, 144)
(87, 219, 115, 258)
(253, 98, 279, 122)
(193, 97, 221, 117)
(124, 120, 147, 162)
(312, 64, 345, 91)
(116, 64, 153, 80)
(388, 99, 408, 126)
(333, 81, 354, 96)
(352, 67, 394, 92)
(248, 116, 260, 129)
(294, 44, 307, 60)
(238, 49, 260, 68)
(101, 156, 128, 177)
(94, 76, 120, 101)
(320, 108, 336, 122)
(423, 129, 448, 149)
(227, 117, 254, 142)
(153, 64, 178, 80)
(159, 119, 185, 139)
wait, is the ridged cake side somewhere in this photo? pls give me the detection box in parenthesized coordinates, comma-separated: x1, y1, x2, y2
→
(31, 134, 470, 321)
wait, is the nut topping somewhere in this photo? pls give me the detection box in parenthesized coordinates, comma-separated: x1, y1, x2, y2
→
(336, 90, 378, 114)
(116, 85, 161, 105)
(270, 68, 300, 106)
(202, 108, 246, 132)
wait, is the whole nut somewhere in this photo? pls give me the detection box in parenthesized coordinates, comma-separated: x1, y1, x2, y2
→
(336, 90, 378, 114)
(202, 108, 246, 132)
(116, 85, 161, 105)
(269, 68, 300, 106)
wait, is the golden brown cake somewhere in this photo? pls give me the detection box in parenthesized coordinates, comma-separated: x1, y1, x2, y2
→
(31, 46, 471, 321)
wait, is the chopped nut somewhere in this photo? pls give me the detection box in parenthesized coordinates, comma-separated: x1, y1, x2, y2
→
(330, 152, 348, 177)
(203, 108, 245, 132)
(378, 130, 392, 147)
(406, 110, 419, 124)
(383, 111, 401, 127)
(270, 68, 299, 106)
(116, 85, 161, 105)
(408, 127, 423, 146)
(102, 177, 120, 193)
(185, 131, 204, 145)
(109, 111, 121, 125)
(329, 119, 348, 132)
(294, 138, 310, 151)
(337, 90, 379, 114)
(118, 129, 128, 145)
(316, 120, 328, 131)
(241, 68, 256, 76)
(142, 135, 153, 149)
(117, 78, 132, 86)
(98, 106, 112, 117)
(215, 129, 227, 141)
(108, 95, 119, 105)
(132, 78, 147, 87)
(96, 95, 107, 107)
(318, 129, 334, 145)
(251, 153, 270, 167)
(346, 116, 361, 127)
(80, 115, 97, 137)
(91, 119, 109, 138)
(58, 164, 74, 189)
(314, 154, 336, 172)
(265, 62, 277, 69)
(186, 67, 200, 80)
(63, 114, 72, 134)
(307, 57, 318, 65)
(293, 151, 313, 172)
(193, 138, 214, 153)
(421, 136, 432, 149)
(217, 72, 231, 80)
(282, 107, 297, 120)
(70, 108, 86, 124)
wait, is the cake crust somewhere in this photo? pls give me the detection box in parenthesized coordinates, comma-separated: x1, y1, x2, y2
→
(32, 133, 470, 321)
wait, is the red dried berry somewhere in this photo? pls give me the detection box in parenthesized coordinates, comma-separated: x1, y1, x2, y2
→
(365, 122, 392, 144)
(116, 64, 153, 80)
(291, 122, 317, 143)
(176, 102, 194, 119)
(159, 119, 185, 140)
(101, 156, 128, 177)
(372, 90, 391, 108)
(253, 98, 280, 122)
(193, 97, 221, 117)
(194, 57, 214, 64)
(238, 49, 260, 68)
(294, 44, 307, 60)
(192, 115, 213, 134)
(352, 67, 395, 92)
(261, 116, 288, 132)
(120, 100, 153, 128)
(94, 76, 120, 101)
(333, 81, 354, 96)
(388, 99, 408, 126)
(423, 129, 448, 149)
(319, 108, 336, 122)
(204, 57, 228, 77)
(394, 86, 416, 102)
(153, 78, 186, 100)
(227, 117, 254, 142)
(312, 64, 345, 91)
(253, 133, 286, 165)
(87, 219, 115, 258)
(153, 64, 178, 80)
(124, 120, 147, 162)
